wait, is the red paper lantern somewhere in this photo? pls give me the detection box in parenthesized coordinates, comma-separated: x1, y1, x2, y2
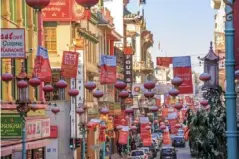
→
(235, 70, 239, 80)
(100, 108, 109, 115)
(87, 123, 93, 129)
(68, 89, 79, 97)
(175, 124, 181, 129)
(121, 119, 126, 123)
(160, 122, 165, 126)
(160, 125, 166, 130)
(31, 104, 39, 111)
(17, 80, 28, 88)
(25, 0, 50, 10)
(43, 84, 54, 92)
(101, 125, 107, 130)
(149, 122, 152, 126)
(119, 90, 129, 99)
(133, 120, 139, 125)
(174, 103, 183, 110)
(154, 120, 158, 123)
(199, 73, 211, 82)
(130, 126, 137, 131)
(145, 125, 151, 130)
(109, 116, 113, 120)
(52, 106, 60, 115)
(171, 77, 183, 87)
(56, 80, 67, 89)
(76, 107, 84, 115)
(75, 0, 99, 8)
(144, 91, 155, 98)
(125, 108, 134, 114)
(125, 116, 129, 120)
(168, 88, 179, 97)
(144, 81, 155, 90)
(150, 106, 158, 112)
(115, 81, 127, 90)
(1, 73, 14, 82)
(29, 77, 41, 87)
(200, 99, 208, 107)
(84, 81, 96, 91)
(93, 89, 104, 98)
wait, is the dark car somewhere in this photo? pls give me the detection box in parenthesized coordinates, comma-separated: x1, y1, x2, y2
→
(160, 147, 177, 159)
(172, 136, 186, 147)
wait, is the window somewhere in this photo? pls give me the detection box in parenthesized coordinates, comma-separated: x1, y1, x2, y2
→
(44, 27, 57, 54)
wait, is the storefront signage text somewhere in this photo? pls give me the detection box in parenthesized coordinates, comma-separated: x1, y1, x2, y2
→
(1, 114, 22, 138)
(1, 28, 25, 58)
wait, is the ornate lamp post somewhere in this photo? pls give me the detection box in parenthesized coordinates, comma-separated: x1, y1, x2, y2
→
(149, 106, 158, 132)
(13, 63, 43, 159)
(76, 107, 86, 159)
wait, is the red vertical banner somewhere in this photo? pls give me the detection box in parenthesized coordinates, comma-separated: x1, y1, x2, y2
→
(61, 51, 79, 78)
(118, 131, 129, 144)
(100, 55, 116, 84)
(234, 1, 239, 70)
(155, 97, 161, 107)
(99, 129, 106, 142)
(172, 56, 193, 94)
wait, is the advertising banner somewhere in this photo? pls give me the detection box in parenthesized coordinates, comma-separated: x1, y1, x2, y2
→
(100, 55, 116, 84)
(172, 56, 193, 94)
(1, 28, 25, 58)
(156, 57, 172, 67)
(61, 51, 79, 78)
(234, 1, 239, 70)
(34, 46, 52, 82)
(118, 131, 129, 144)
(42, 0, 86, 21)
(1, 114, 22, 138)
(26, 118, 50, 139)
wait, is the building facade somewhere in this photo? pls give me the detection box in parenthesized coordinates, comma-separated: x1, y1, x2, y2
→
(1, 0, 50, 158)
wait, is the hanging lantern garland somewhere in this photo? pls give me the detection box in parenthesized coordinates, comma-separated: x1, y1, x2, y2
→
(199, 73, 211, 82)
(55, 80, 68, 89)
(1, 73, 14, 82)
(74, 0, 99, 20)
(115, 81, 127, 90)
(85, 81, 96, 91)
(43, 84, 54, 93)
(93, 89, 104, 99)
(76, 107, 85, 116)
(68, 89, 79, 97)
(144, 81, 155, 90)
(25, 0, 51, 11)
(29, 77, 41, 87)
(171, 77, 183, 87)
(119, 90, 129, 99)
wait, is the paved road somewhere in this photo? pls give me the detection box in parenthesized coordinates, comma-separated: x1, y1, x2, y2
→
(156, 142, 193, 159)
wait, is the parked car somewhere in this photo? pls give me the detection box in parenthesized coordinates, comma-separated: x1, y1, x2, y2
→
(172, 136, 186, 147)
(138, 147, 152, 158)
(160, 146, 177, 159)
(138, 142, 157, 158)
(129, 150, 148, 159)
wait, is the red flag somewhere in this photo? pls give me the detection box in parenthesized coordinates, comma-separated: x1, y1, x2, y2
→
(156, 57, 172, 67)
(61, 51, 79, 78)
(119, 131, 129, 144)
(34, 46, 52, 82)
(100, 66, 116, 84)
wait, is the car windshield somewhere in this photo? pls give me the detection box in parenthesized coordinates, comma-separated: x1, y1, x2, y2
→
(131, 151, 144, 156)
(140, 148, 149, 153)
(161, 148, 175, 153)
(174, 137, 184, 141)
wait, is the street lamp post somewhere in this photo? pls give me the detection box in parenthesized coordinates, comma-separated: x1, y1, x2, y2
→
(224, 0, 238, 158)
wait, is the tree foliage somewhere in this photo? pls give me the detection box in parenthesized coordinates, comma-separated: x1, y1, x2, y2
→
(185, 86, 226, 159)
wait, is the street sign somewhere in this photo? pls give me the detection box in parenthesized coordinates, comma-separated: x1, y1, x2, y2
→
(1, 114, 22, 138)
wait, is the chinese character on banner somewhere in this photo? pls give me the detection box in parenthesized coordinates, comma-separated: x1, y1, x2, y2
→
(61, 51, 79, 78)
(156, 57, 172, 67)
(118, 131, 129, 144)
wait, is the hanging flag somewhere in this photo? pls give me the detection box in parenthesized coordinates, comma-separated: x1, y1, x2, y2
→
(118, 130, 129, 144)
(61, 51, 79, 78)
(172, 56, 193, 94)
(100, 55, 116, 84)
(33, 46, 52, 82)
(156, 57, 172, 67)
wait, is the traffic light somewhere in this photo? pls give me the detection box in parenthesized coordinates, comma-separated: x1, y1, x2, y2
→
(69, 138, 74, 149)
(75, 138, 81, 148)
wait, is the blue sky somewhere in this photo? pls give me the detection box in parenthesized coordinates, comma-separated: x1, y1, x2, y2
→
(127, 0, 215, 73)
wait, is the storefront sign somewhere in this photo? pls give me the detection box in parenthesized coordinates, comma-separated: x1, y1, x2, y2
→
(61, 51, 79, 78)
(26, 118, 50, 139)
(234, 1, 239, 70)
(50, 126, 58, 138)
(124, 55, 133, 105)
(70, 50, 85, 138)
(1, 28, 25, 58)
(42, 0, 86, 21)
(1, 114, 22, 138)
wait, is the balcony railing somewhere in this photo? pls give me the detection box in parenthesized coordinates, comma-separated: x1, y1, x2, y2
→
(133, 61, 154, 73)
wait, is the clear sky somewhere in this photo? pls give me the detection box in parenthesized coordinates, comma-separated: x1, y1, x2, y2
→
(127, 0, 215, 73)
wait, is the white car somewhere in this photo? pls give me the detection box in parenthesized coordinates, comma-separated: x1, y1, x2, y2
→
(177, 129, 184, 137)
(129, 150, 148, 159)
(138, 147, 151, 158)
